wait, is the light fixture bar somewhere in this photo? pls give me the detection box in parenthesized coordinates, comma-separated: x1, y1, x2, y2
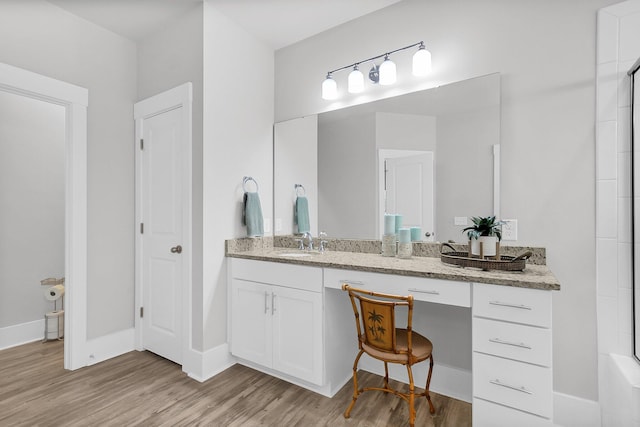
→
(326, 41, 424, 75)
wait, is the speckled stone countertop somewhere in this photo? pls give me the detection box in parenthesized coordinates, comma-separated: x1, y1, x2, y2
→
(226, 238, 560, 291)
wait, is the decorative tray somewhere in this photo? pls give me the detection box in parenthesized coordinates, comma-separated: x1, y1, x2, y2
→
(440, 243, 531, 271)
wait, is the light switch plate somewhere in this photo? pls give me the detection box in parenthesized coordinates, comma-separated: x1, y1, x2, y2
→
(264, 218, 271, 233)
(275, 218, 283, 232)
(454, 216, 468, 226)
(502, 219, 517, 241)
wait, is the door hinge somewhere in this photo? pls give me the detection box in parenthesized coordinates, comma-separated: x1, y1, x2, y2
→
(140, 223, 144, 234)
(140, 138, 144, 150)
(384, 160, 388, 191)
(140, 307, 144, 318)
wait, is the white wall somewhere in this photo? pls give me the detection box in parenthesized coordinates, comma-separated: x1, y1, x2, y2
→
(0, 91, 65, 329)
(203, 1, 274, 350)
(0, 0, 137, 339)
(137, 3, 205, 350)
(276, 0, 619, 401)
(595, 1, 640, 425)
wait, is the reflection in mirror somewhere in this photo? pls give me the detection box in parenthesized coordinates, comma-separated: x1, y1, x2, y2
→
(274, 73, 500, 243)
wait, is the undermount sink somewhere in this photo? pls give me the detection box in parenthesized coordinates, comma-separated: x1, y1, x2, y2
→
(278, 252, 313, 257)
(278, 251, 321, 257)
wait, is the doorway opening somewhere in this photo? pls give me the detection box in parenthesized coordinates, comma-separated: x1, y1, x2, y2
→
(0, 62, 88, 370)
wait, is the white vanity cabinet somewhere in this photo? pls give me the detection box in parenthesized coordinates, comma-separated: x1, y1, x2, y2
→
(229, 258, 323, 386)
(472, 282, 553, 426)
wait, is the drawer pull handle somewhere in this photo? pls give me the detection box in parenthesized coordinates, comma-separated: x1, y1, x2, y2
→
(490, 379, 533, 395)
(489, 338, 532, 349)
(264, 291, 269, 314)
(341, 280, 365, 286)
(489, 301, 532, 310)
(408, 288, 440, 295)
(272, 293, 276, 315)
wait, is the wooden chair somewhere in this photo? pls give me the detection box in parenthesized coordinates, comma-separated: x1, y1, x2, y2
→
(342, 284, 436, 427)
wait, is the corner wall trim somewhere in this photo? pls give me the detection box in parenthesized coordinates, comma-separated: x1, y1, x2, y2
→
(184, 343, 236, 383)
(553, 391, 600, 427)
(85, 328, 135, 366)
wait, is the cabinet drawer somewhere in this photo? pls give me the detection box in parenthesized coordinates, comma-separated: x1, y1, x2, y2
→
(473, 283, 551, 327)
(230, 258, 322, 292)
(473, 317, 551, 366)
(473, 352, 552, 418)
(324, 268, 470, 307)
(473, 398, 551, 427)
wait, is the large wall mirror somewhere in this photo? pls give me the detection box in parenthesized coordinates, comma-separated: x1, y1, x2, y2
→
(274, 72, 501, 244)
(630, 58, 640, 362)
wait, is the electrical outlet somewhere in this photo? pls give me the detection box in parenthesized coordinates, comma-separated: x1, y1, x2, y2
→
(264, 218, 271, 233)
(275, 218, 283, 232)
(454, 216, 468, 226)
(502, 219, 517, 241)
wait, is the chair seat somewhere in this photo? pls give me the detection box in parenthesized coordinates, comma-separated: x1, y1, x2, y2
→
(361, 328, 433, 363)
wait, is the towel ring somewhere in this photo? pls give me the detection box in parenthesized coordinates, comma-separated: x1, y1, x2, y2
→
(295, 184, 306, 197)
(243, 176, 259, 193)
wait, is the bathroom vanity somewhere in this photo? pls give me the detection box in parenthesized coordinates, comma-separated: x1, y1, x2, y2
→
(226, 240, 559, 426)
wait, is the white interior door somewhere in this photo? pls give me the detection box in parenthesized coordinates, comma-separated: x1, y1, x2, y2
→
(138, 106, 185, 364)
(385, 152, 434, 241)
(134, 83, 191, 369)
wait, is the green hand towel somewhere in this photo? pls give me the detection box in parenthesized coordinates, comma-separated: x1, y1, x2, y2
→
(295, 196, 310, 234)
(243, 192, 264, 237)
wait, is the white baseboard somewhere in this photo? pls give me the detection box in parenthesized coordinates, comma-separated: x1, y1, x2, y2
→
(85, 328, 135, 366)
(185, 342, 236, 382)
(553, 391, 600, 427)
(0, 319, 45, 350)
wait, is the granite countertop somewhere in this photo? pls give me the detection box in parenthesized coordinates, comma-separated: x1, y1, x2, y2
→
(226, 246, 561, 291)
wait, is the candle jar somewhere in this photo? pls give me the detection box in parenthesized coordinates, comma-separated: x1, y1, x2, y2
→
(397, 242, 412, 259)
(382, 234, 397, 257)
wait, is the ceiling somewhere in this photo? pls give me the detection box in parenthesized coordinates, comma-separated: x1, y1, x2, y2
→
(46, 0, 403, 49)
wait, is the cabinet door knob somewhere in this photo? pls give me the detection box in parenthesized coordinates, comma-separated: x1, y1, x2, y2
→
(170, 245, 183, 254)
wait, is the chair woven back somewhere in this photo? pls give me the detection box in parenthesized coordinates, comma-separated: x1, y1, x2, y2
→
(343, 285, 414, 356)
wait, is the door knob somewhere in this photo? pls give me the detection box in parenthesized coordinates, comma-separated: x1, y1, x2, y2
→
(171, 245, 183, 254)
(425, 232, 432, 237)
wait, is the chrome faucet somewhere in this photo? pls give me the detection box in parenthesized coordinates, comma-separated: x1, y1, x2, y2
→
(301, 232, 314, 251)
(318, 231, 328, 253)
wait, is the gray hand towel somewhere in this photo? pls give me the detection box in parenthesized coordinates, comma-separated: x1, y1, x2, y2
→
(243, 192, 264, 237)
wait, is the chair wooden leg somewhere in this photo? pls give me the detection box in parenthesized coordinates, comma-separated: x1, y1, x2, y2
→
(425, 355, 435, 414)
(406, 364, 416, 427)
(344, 350, 364, 419)
(383, 361, 390, 389)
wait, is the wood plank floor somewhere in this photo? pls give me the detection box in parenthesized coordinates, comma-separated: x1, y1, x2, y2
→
(0, 341, 471, 426)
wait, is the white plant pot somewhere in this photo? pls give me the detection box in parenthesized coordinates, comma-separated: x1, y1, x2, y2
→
(470, 236, 498, 257)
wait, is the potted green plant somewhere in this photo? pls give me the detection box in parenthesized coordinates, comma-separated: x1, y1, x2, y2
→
(462, 216, 504, 257)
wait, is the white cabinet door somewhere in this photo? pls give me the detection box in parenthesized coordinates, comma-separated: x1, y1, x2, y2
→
(230, 278, 272, 367)
(272, 286, 323, 385)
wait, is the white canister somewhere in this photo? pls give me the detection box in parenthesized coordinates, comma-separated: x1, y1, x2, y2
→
(470, 236, 498, 257)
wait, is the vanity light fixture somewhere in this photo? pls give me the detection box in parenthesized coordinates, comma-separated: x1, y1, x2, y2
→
(321, 41, 431, 99)
(321, 72, 337, 100)
(347, 65, 364, 93)
(412, 42, 432, 76)
(379, 54, 396, 85)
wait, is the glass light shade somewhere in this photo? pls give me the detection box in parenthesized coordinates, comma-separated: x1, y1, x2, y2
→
(348, 67, 364, 93)
(379, 57, 396, 85)
(321, 75, 337, 100)
(412, 46, 432, 76)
